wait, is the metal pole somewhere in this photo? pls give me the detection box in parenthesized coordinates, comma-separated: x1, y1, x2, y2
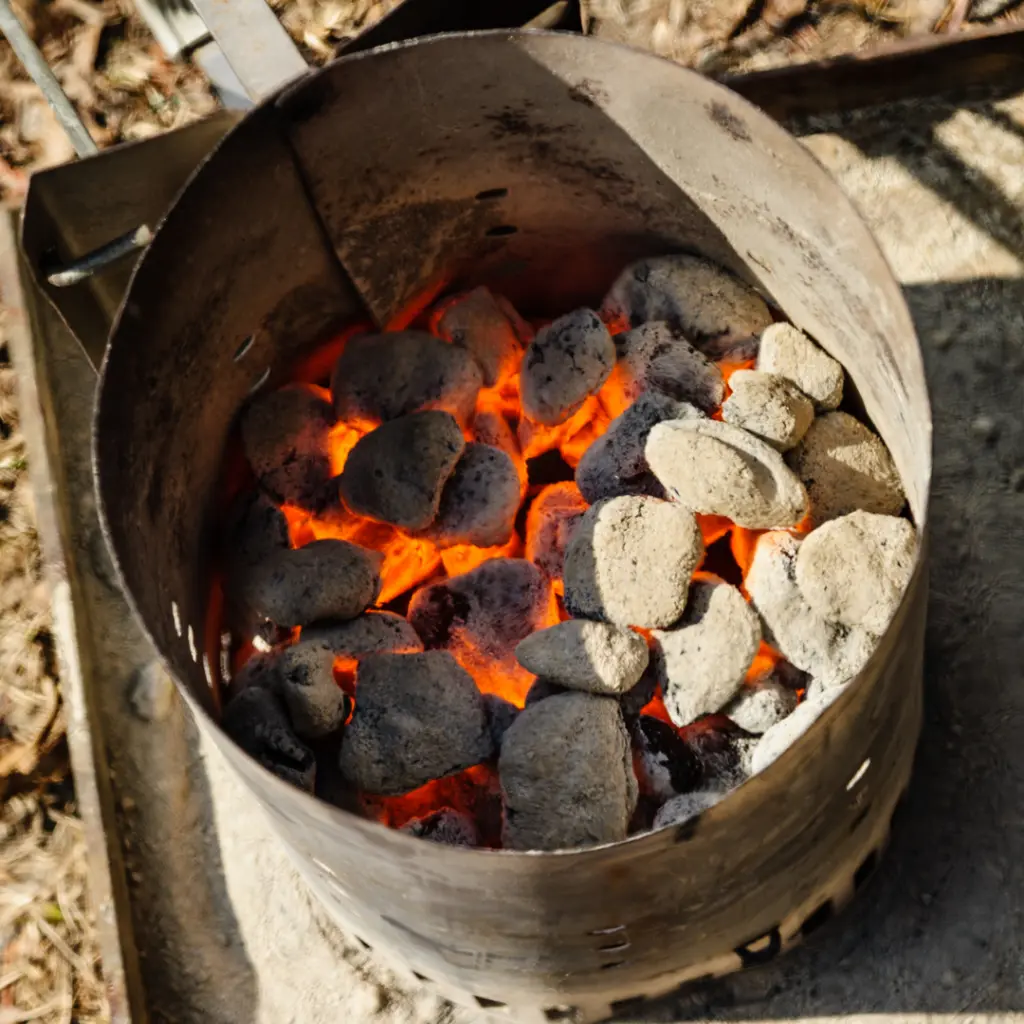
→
(0, 0, 98, 158)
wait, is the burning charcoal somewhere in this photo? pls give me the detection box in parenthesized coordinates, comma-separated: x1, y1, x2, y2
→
(421, 443, 521, 548)
(484, 694, 520, 749)
(646, 417, 809, 529)
(331, 331, 483, 426)
(300, 611, 423, 659)
(721, 370, 815, 451)
(601, 255, 772, 347)
(682, 717, 754, 788)
(525, 678, 568, 706)
(524, 482, 588, 584)
(575, 392, 702, 505)
(224, 491, 289, 570)
(472, 408, 523, 470)
(275, 642, 350, 740)
(224, 650, 279, 703)
(241, 384, 335, 509)
(724, 676, 799, 735)
(796, 510, 917, 634)
(338, 651, 493, 795)
(633, 715, 702, 801)
(652, 789, 725, 830)
(746, 532, 878, 687)
(619, 666, 658, 723)
(499, 692, 637, 851)
(757, 323, 844, 410)
(520, 308, 615, 426)
(515, 620, 649, 696)
(245, 539, 381, 629)
(750, 689, 834, 775)
(563, 495, 703, 629)
(786, 412, 905, 527)
(339, 410, 465, 530)
(613, 322, 725, 413)
(401, 808, 480, 847)
(652, 580, 761, 727)
(222, 686, 316, 792)
(434, 287, 530, 387)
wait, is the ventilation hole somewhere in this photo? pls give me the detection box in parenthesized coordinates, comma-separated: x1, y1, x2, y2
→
(202, 653, 213, 687)
(474, 996, 507, 1008)
(475, 187, 509, 200)
(610, 996, 647, 1015)
(187, 625, 197, 663)
(600, 960, 626, 970)
(355, 936, 372, 950)
(589, 925, 626, 936)
(412, 971, 428, 982)
(543, 1008, 577, 1022)
(734, 926, 782, 967)
(598, 940, 630, 953)
(248, 366, 271, 394)
(485, 225, 518, 237)
(850, 800, 873, 834)
(854, 849, 879, 890)
(171, 601, 182, 637)
(800, 900, 834, 938)
(234, 334, 256, 361)
(846, 757, 871, 791)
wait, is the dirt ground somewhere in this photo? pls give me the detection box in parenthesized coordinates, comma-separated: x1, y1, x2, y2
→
(0, 0, 1019, 1019)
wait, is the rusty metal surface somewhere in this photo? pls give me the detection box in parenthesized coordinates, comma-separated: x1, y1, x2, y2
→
(89, 31, 931, 1013)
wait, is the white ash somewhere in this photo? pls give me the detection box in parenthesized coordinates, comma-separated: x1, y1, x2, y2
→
(724, 677, 799, 735)
(275, 642, 349, 741)
(601, 255, 772, 347)
(515, 620, 649, 695)
(524, 482, 588, 583)
(520, 308, 615, 426)
(338, 410, 465, 530)
(796, 510, 917, 634)
(435, 286, 529, 387)
(499, 692, 637, 851)
(241, 383, 335, 510)
(244, 539, 381, 629)
(653, 580, 761, 726)
(633, 714, 702, 802)
(757, 323, 844, 410)
(613, 321, 725, 413)
(563, 495, 703, 629)
(750, 689, 836, 775)
(400, 809, 480, 847)
(575, 392, 702, 504)
(746, 531, 878, 687)
(524, 678, 568, 706)
(484, 694, 520, 749)
(786, 411, 906, 527)
(331, 331, 483, 426)
(721, 370, 815, 451)
(407, 558, 552, 666)
(338, 651, 493, 795)
(646, 417, 809, 529)
(222, 686, 316, 792)
(299, 611, 423, 659)
(652, 789, 726, 830)
(419, 442, 521, 548)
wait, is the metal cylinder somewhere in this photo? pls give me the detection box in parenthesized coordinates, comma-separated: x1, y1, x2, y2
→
(94, 32, 931, 1022)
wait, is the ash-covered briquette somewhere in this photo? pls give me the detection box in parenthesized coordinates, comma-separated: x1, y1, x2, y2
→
(652, 789, 725, 830)
(338, 651, 493, 795)
(519, 308, 615, 426)
(749, 688, 837, 775)
(575, 392, 702, 505)
(795, 510, 917, 634)
(224, 649, 278, 703)
(244, 538, 381, 629)
(646, 417, 809, 529)
(524, 482, 588, 584)
(434, 286, 530, 387)
(724, 674, 799, 735)
(400, 808, 480, 847)
(757, 323, 844, 411)
(721, 370, 815, 451)
(563, 495, 703, 629)
(331, 330, 483, 426)
(274, 642, 350, 741)
(633, 715, 702, 802)
(483, 694, 520, 749)
(471, 407, 523, 473)
(515, 619, 649, 696)
(240, 383, 335, 510)
(786, 412, 905, 527)
(221, 686, 316, 792)
(612, 321, 725, 413)
(746, 531, 878, 687)
(420, 442, 521, 548)
(524, 677, 568, 706)
(652, 579, 761, 727)
(499, 692, 637, 851)
(601, 255, 772, 346)
(300, 611, 423, 659)
(407, 558, 552, 666)
(338, 410, 465, 530)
